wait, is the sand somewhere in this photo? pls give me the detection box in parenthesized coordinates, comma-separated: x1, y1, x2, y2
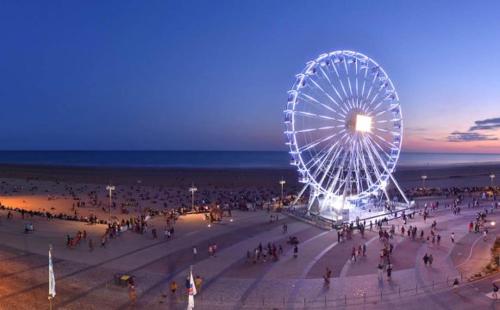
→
(0, 163, 498, 222)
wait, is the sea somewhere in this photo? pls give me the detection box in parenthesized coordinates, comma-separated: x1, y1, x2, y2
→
(0, 151, 498, 169)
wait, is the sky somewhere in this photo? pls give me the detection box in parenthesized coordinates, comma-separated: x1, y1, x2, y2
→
(0, 0, 499, 153)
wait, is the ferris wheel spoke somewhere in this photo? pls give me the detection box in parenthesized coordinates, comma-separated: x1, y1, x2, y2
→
(308, 77, 339, 109)
(298, 131, 341, 153)
(367, 136, 392, 165)
(364, 74, 378, 104)
(360, 63, 369, 101)
(325, 148, 350, 195)
(355, 60, 359, 100)
(365, 136, 394, 176)
(350, 141, 362, 196)
(293, 125, 338, 134)
(308, 139, 343, 179)
(332, 63, 350, 101)
(371, 132, 398, 149)
(299, 92, 339, 115)
(358, 145, 377, 192)
(323, 65, 351, 115)
(317, 133, 349, 189)
(360, 136, 385, 187)
(293, 110, 341, 121)
(317, 68, 342, 107)
(343, 60, 354, 99)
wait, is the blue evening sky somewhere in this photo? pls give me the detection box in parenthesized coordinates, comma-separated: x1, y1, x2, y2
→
(0, 1, 499, 152)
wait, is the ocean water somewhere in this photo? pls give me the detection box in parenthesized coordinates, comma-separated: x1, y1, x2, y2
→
(0, 151, 498, 168)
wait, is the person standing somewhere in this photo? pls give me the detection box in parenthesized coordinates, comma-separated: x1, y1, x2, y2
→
(170, 281, 178, 296)
(450, 232, 455, 243)
(128, 284, 137, 305)
(293, 245, 298, 258)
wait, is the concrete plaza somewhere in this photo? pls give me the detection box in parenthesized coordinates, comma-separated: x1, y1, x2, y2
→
(0, 196, 498, 309)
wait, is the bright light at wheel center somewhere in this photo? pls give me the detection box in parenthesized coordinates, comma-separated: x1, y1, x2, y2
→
(355, 114, 372, 132)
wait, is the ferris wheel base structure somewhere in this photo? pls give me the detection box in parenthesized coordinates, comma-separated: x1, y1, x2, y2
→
(303, 182, 414, 224)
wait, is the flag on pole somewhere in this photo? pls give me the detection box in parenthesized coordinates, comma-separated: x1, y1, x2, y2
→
(187, 266, 196, 310)
(49, 246, 56, 298)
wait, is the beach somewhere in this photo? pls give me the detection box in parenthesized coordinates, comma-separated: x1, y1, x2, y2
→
(0, 162, 498, 223)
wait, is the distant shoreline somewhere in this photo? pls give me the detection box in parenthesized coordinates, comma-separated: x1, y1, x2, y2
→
(0, 150, 498, 170)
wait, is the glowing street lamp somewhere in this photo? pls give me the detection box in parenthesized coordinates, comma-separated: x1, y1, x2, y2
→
(106, 185, 115, 222)
(189, 184, 198, 211)
(490, 173, 496, 187)
(279, 179, 286, 207)
(421, 175, 428, 189)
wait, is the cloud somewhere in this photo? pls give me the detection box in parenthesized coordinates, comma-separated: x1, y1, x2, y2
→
(447, 131, 498, 142)
(406, 127, 428, 132)
(469, 117, 500, 131)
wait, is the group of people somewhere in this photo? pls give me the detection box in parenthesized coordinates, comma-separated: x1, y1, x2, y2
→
(247, 241, 285, 263)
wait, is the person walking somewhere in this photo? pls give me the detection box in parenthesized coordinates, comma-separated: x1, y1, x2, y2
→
(450, 232, 455, 243)
(293, 245, 298, 258)
(422, 253, 429, 266)
(492, 282, 499, 299)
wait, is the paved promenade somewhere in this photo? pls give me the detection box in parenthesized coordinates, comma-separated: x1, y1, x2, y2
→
(0, 197, 498, 309)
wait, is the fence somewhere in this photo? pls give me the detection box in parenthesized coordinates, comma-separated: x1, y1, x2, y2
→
(163, 269, 495, 309)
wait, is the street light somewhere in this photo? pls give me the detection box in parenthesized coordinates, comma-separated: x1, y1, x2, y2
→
(421, 175, 428, 189)
(490, 173, 496, 187)
(106, 185, 115, 222)
(189, 184, 198, 211)
(279, 179, 286, 208)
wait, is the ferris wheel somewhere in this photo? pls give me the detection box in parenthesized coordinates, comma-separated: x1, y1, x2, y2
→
(284, 50, 409, 219)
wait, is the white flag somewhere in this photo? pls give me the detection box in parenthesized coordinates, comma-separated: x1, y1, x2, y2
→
(187, 268, 196, 310)
(49, 248, 56, 298)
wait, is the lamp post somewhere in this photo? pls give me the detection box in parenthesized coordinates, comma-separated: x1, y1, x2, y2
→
(279, 179, 286, 208)
(490, 173, 496, 187)
(421, 175, 427, 189)
(106, 185, 115, 222)
(189, 184, 198, 211)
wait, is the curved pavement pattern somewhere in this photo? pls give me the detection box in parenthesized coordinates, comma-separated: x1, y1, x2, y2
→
(0, 197, 499, 309)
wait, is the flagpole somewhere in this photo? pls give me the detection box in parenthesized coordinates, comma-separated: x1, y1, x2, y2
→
(48, 244, 56, 310)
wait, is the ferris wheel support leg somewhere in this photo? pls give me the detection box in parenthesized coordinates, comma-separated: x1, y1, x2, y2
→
(388, 172, 410, 205)
(382, 188, 391, 202)
(293, 184, 309, 206)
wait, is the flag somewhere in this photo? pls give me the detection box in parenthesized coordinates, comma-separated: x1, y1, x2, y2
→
(49, 247, 56, 298)
(187, 267, 196, 310)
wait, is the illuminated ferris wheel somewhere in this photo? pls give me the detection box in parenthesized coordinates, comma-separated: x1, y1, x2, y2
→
(284, 50, 409, 220)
